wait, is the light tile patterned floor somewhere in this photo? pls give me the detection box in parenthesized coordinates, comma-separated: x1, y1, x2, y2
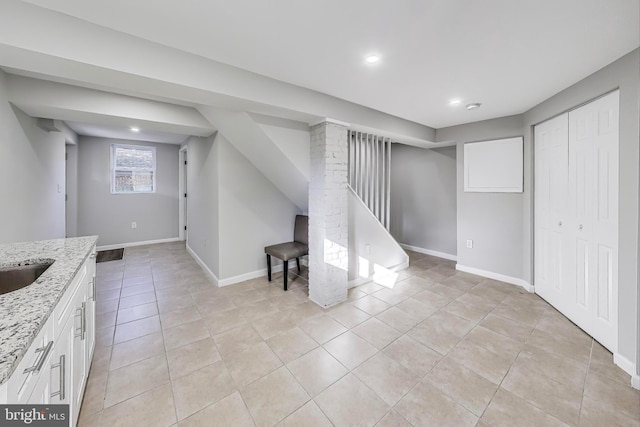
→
(78, 242, 639, 427)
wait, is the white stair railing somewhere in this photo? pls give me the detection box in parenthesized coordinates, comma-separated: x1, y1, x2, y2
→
(348, 131, 392, 230)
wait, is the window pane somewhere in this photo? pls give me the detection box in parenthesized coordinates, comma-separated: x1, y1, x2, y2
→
(114, 147, 154, 169)
(112, 144, 156, 194)
(115, 170, 154, 192)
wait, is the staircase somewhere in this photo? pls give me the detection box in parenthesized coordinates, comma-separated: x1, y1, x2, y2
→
(347, 131, 408, 286)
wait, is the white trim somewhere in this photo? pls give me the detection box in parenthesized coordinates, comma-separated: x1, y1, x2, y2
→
(456, 264, 534, 293)
(97, 237, 180, 251)
(347, 260, 410, 289)
(400, 243, 457, 261)
(613, 352, 638, 389)
(186, 243, 219, 286)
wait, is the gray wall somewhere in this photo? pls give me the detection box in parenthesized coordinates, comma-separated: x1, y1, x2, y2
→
(185, 134, 220, 277)
(77, 136, 179, 247)
(523, 48, 639, 371)
(65, 144, 78, 237)
(217, 134, 301, 280)
(185, 133, 302, 282)
(0, 70, 66, 244)
(390, 144, 457, 256)
(436, 115, 524, 278)
(435, 48, 639, 372)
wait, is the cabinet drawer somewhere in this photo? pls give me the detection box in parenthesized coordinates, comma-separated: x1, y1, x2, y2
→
(7, 318, 54, 403)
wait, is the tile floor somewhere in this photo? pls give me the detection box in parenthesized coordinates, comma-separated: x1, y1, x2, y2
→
(78, 242, 639, 427)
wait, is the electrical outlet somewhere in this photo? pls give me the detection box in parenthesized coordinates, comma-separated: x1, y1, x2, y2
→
(131, 222, 137, 229)
(466, 239, 473, 249)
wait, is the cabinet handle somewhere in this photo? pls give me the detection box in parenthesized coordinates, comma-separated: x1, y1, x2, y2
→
(74, 307, 83, 339)
(50, 354, 65, 400)
(82, 301, 87, 341)
(578, 224, 583, 231)
(23, 341, 53, 374)
(558, 221, 562, 227)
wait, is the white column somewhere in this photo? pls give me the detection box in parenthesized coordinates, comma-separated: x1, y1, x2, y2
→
(308, 120, 349, 307)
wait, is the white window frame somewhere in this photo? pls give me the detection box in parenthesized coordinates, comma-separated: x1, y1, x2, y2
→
(110, 143, 157, 194)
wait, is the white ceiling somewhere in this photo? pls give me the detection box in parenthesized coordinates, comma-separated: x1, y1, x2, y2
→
(19, 0, 639, 128)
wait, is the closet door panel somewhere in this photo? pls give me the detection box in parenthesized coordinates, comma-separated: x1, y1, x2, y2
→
(568, 91, 619, 351)
(534, 113, 568, 309)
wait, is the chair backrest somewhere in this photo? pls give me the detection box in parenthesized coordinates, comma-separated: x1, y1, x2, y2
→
(294, 215, 308, 245)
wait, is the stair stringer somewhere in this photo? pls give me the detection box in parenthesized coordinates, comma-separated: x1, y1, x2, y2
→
(348, 185, 408, 289)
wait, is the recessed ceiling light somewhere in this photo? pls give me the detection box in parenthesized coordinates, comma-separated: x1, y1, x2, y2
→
(130, 127, 140, 132)
(448, 99, 462, 106)
(466, 103, 482, 110)
(365, 55, 380, 64)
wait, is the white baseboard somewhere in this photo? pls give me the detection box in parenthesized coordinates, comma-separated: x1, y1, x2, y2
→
(456, 264, 534, 293)
(185, 244, 219, 286)
(400, 243, 457, 261)
(218, 260, 305, 287)
(97, 237, 181, 251)
(613, 352, 639, 389)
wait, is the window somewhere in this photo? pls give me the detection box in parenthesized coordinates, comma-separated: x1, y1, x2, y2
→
(111, 144, 156, 194)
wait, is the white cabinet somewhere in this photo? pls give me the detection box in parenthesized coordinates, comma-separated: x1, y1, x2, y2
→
(1, 244, 97, 427)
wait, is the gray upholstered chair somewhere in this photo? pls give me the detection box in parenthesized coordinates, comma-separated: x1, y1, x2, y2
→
(264, 215, 308, 291)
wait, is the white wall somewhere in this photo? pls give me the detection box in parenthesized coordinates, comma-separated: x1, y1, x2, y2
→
(0, 70, 66, 244)
(390, 144, 457, 257)
(217, 135, 301, 280)
(348, 188, 408, 283)
(185, 134, 220, 278)
(77, 136, 179, 247)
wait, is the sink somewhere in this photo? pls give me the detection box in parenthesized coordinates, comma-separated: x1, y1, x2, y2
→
(0, 259, 55, 295)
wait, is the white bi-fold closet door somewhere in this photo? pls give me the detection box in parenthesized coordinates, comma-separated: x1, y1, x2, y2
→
(534, 90, 619, 352)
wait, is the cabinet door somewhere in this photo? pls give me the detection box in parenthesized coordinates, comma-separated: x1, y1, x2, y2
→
(49, 316, 73, 407)
(71, 290, 88, 425)
(85, 251, 97, 368)
(27, 363, 51, 405)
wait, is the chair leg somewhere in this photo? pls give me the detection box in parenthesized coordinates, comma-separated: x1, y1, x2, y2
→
(266, 254, 272, 281)
(283, 260, 288, 291)
(296, 257, 301, 272)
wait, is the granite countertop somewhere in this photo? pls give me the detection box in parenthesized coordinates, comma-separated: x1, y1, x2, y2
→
(0, 236, 98, 385)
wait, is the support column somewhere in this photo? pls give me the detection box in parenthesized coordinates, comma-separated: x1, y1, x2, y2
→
(308, 120, 349, 307)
